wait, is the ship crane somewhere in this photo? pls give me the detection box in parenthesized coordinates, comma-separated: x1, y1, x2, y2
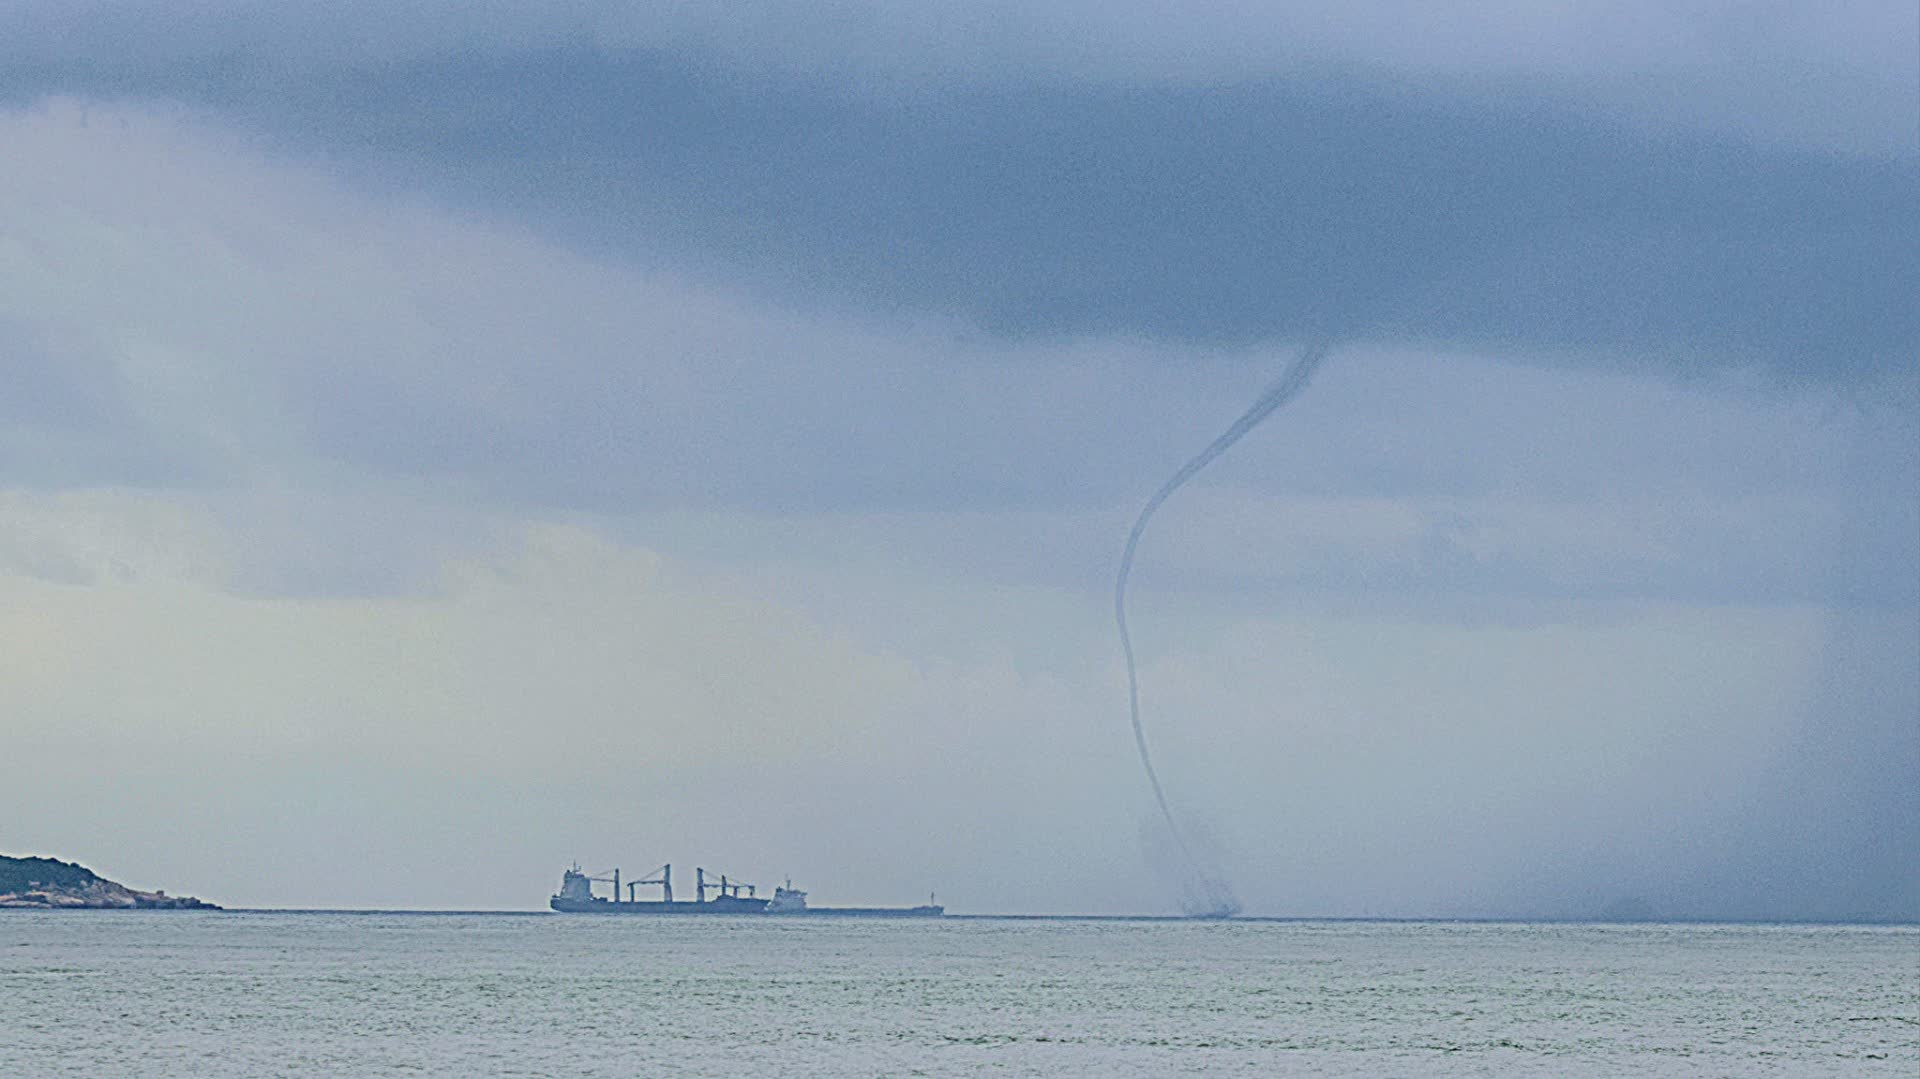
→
(627, 864, 673, 904)
(695, 867, 758, 902)
(585, 868, 622, 902)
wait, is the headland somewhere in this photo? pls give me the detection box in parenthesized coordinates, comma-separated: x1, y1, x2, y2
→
(0, 854, 220, 910)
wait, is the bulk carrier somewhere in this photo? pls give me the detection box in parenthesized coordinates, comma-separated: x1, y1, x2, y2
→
(549, 863, 943, 918)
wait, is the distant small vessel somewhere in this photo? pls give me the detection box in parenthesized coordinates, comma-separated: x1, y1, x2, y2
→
(761, 879, 945, 918)
(548, 864, 943, 917)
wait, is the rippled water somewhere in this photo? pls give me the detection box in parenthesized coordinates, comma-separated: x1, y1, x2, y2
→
(3, 912, 1915, 1075)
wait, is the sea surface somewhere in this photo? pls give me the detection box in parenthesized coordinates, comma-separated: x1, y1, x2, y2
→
(3, 912, 1915, 1075)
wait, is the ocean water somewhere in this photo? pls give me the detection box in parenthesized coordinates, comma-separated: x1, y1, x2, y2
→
(2, 912, 1914, 1076)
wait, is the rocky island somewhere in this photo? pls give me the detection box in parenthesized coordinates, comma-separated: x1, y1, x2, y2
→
(0, 854, 220, 910)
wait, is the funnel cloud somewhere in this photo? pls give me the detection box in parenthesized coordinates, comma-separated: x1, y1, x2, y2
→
(1117, 341, 1333, 915)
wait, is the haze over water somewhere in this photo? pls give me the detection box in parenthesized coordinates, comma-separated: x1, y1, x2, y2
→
(4, 912, 1915, 1076)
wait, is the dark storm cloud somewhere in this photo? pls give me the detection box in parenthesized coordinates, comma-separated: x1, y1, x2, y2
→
(7, 47, 1913, 381)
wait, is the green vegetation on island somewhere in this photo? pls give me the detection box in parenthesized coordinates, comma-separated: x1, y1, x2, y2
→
(0, 854, 220, 910)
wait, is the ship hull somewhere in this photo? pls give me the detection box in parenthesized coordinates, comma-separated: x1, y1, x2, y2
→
(772, 906, 944, 918)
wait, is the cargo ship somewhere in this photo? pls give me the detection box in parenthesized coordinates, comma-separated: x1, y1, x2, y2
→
(548, 863, 943, 917)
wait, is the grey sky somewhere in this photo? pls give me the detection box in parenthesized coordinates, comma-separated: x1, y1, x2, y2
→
(10, 16, 1914, 373)
(6, 2, 1912, 149)
(1, 3, 1914, 917)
